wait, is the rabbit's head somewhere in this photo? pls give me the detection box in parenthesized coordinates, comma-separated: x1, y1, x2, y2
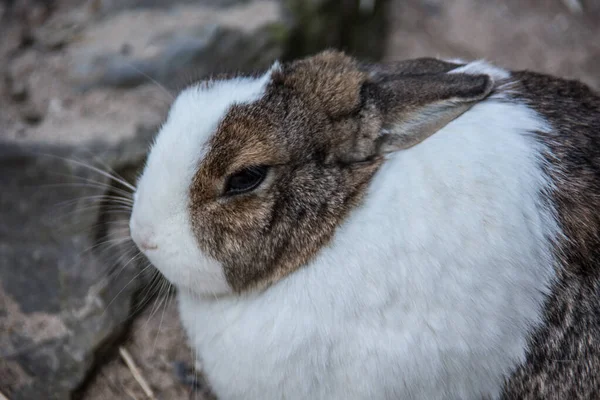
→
(129, 50, 496, 295)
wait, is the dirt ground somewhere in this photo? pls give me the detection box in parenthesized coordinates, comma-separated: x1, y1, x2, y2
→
(82, 298, 202, 400)
(1, 0, 600, 399)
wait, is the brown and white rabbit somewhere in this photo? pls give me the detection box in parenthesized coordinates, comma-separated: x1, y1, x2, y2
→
(129, 50, 600, 399)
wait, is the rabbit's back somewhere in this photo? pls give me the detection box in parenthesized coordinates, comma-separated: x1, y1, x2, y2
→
(501, 71, 600, 399)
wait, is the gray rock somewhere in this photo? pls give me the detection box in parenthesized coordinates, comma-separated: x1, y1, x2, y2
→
(68, 1, 287, 91)
(7, 78, 28, 102)
(97, 0, 252, 14)
(67, 0, 389, 93)
(0, 125, 156, 400)
(18, 103, 43, 124)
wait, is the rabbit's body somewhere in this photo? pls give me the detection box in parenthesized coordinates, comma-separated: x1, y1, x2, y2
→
(500, 71, 600, 398)
(131, 52, 600, 399)
(178, 80, 558, 400)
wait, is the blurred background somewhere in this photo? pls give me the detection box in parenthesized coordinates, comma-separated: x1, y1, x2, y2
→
(0, 0, 599, 399)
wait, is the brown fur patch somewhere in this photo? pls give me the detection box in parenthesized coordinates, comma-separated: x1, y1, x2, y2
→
(189, 51, 383, 292)
(188, 51, 496, 293)
(362, 58, 463, 78)
(500, 72, 600, 398)
(272, 50, 367, 118)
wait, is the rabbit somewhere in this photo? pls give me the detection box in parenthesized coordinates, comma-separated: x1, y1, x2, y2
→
(129, 50, 600, 400)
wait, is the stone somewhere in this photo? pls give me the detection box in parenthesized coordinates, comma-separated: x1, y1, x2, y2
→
(66, 0, 390, 92)
(7, 78, 28, 102)
(67, 1, 287, 91)
(18, 103, 43, 124)
(96, 0, 252, 14)
(0, 125, 156, 399)
(30, 7, 88, 51)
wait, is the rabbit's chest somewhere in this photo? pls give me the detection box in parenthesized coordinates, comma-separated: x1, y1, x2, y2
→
(178, 264, 539, 400)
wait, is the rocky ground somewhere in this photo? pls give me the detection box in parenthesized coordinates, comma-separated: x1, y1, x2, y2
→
(0, 0, 599, 399)
(0, 1, 291, 398)
(386, 0, 600, 90)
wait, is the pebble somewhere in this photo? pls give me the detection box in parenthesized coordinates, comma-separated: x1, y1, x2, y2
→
(9, 79, 28, 102)
(19, 103, 44, 124)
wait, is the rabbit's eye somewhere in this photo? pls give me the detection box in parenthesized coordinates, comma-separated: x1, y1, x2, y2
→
(224, 166, 269, 195)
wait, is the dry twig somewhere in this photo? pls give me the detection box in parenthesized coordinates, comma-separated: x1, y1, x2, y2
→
(119, 346, 156, 400)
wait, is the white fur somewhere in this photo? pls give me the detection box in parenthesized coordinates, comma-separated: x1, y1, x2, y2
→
(135, 60, 561, 399)
(444, 57, 468, 64)
(449, 59, 511, 81)
(178, 93, 560, 399)
(130, 67, 276, 295)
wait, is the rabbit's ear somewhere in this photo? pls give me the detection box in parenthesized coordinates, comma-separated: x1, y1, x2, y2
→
(367, 71, 494, 154)
(274, 51, 494, 163)
(363, 58, 464, 79)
